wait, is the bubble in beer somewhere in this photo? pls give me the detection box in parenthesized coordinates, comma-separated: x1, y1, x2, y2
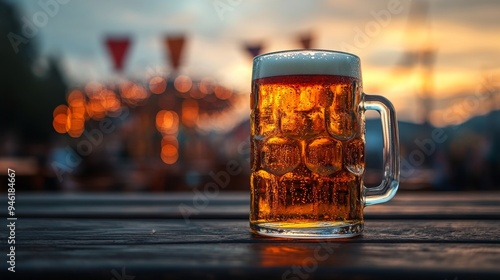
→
(305, 136, 342, 175)
(262, 137, 301, 175)
(345, 138, 365, 175)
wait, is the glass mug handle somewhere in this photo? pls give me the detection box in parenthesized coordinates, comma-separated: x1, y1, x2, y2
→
(363, 94, 400, 206)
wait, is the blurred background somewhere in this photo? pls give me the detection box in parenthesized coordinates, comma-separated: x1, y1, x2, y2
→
(0, 0, 499, 193)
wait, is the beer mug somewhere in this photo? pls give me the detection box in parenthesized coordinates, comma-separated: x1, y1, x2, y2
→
(250, 50, 400, 238)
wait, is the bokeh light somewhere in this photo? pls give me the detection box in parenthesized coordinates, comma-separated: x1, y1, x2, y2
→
(101, 89, 121, 112)
(149, 76, 167, 94)
(52, 105, 69, 134)
(67, 115, 85, 138)
(67, 90, 85, 105)
(174, 75, 192, 93)
(161, 135, 179, 148)
(181, 99, 199, 127)
(161, 143, 179, 164)
(84, 82, 104, 96)
(189, 86, 205, 99)
(160, 133, 180, 165)
(199, 77, 216, 94)
(214, 85, 232, 100)
(119, 80, 150, 106)
(87, 98, 106, 120)
(156, 110, 179, 135)
(52, 75, 238, 167)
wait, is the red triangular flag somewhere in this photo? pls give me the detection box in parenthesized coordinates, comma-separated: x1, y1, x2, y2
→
(245, 44, 262, 58)
(105, 37, 131, 72)
(165, 35, 186, 71)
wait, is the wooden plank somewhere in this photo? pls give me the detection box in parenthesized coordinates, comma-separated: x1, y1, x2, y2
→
(8, 191, 500, 205)
(8, 204, 500, 220)
(2, 219, 500, 279)
(9, 219, 500, 244)
(2, 192, 500, 219)
(8, 244, 500, 280)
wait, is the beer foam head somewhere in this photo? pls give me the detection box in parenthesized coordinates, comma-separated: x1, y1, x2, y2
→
(252, 50, 361, 80)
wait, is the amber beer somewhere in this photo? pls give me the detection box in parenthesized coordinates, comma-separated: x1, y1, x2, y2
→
(250, 50, 400, 238)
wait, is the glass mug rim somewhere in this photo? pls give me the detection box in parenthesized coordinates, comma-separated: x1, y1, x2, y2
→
(252, 49, 362, 81)
(253, 49, 361, 60)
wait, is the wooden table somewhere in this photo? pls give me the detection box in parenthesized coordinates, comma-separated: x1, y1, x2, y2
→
(1, 192, 500, 279)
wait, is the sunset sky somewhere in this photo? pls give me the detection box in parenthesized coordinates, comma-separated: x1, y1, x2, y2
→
(9, 0, 500, 127)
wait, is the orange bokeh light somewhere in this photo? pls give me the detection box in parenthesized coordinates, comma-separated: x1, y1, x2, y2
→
(214, 85, 232, 100)
(174, 75, 192, 93)
(53, 104, 69, 118)
(162, 144, 178, 157)
(181, 99, 199, 127)
(84, 82, 104, 96)
(189, 87, 205, 99)
(156, 110, 179, 134)
(52, 104, 70, 134)
(87, 99, 106, 120)
(160, 135, 179, 165)
(52, 114, 68, 134)
(120, 81, 150, 105)
(149, 76, 167, 94)
(161, 144, 178, 164)
(199, 77, 216, 94)
(100, 89, 121, 112)
(67, 90, 85, 104)
(67, 116, 85, 138)
(161, 135, 179, 148)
